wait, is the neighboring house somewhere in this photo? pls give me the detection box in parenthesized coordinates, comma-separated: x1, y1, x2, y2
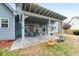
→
(70, 17, 79, 29)
(0, 3, 67, 40)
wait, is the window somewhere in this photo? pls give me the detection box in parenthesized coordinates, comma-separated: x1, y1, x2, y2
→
(1, 18, 9, 28)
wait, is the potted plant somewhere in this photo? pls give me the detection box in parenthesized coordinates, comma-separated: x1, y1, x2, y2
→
(48, 40, 57, 47)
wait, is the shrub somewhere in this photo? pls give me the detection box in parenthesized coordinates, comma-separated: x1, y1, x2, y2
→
(73, 30, 79, 35)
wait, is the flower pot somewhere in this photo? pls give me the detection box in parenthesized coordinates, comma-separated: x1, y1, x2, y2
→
(48, 40, 56, 47)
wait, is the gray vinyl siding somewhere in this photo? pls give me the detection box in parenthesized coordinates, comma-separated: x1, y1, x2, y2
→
(0, 3, 15, 40)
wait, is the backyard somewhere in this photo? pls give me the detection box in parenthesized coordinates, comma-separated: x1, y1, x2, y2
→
(0, 34, 79, 56)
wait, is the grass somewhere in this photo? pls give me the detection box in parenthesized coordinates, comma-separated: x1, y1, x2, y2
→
(0, 35, 77, 56)
(0, 48, 23, 56)
(42, 42, 74, 56)
(64, 34, 71, 40)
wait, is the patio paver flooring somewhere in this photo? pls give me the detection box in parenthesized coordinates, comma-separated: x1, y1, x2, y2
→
(10, 35, 59, 50)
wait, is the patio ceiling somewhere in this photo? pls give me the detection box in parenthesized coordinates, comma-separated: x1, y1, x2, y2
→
(25, 16, 49, 24)
(21, 3, 67, 20)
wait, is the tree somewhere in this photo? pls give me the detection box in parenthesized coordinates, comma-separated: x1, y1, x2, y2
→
(63, 23, 71, 30)
(63, 16, 79, 33)
(63, 23, 71, 33)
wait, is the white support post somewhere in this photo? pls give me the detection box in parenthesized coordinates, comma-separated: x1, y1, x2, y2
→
(22, 14, 29, 40)
(21, 14, 29, 48)
(58, 22, 60, 33)
(22, 14, 25, 40)
(48, 19, 51, 36)
(45, 25, 47, 35)
(60, 22, 63, 35)
(60, 21, 64, 42)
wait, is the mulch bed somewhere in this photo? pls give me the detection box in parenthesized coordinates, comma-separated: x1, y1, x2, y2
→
(0, 40, 14, 48)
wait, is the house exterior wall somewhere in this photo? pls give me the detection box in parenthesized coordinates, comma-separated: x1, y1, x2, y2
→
(15, 22, 48, 37)
(70, 19, 79, 29)
(15, 20, 60, 37)
(0, 3, 15, 40)
(15, 20, 22, 37)
(50, 21, 59, 34)
(25, 23, 48, 35)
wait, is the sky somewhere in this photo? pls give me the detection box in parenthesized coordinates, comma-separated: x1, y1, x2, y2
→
(38, 3, 79, 22)
(9, 3, 79, 22)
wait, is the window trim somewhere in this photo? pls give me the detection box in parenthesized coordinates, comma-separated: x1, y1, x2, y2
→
(0, 18, 9, 28)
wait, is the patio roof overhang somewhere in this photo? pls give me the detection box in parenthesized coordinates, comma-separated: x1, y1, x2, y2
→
(16, 3, 67, 41)
(17, 3, 67, 22)
(25, 16, 49, 24)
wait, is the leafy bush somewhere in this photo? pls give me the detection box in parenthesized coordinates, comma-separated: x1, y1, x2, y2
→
(73, 30, 79, 35)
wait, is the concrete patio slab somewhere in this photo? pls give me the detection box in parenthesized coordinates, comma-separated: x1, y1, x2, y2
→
(10, 35, 59, 50)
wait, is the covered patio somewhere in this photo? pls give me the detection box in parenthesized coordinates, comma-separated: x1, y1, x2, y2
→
(10, 3, 67, 50)
(17, 3, 66, 39)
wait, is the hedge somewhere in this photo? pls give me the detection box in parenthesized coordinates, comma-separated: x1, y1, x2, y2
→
(73, 30, 79, 35)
